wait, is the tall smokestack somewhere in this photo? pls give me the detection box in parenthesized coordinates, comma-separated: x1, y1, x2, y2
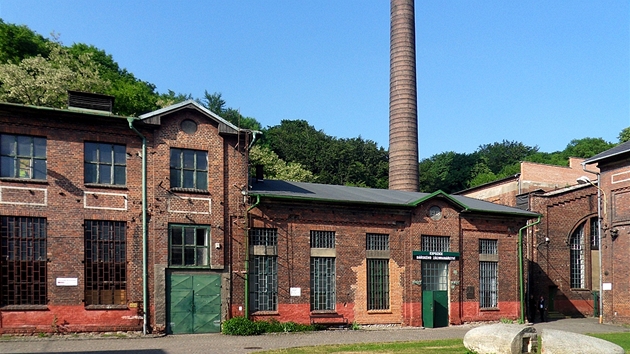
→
(389, 0, 419, 191)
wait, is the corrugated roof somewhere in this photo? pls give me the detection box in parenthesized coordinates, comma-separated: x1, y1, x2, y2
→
(583, 140, 630, 165)
(249, 180, 539, 218)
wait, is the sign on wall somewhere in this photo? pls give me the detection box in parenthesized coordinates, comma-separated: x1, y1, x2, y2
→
(412, 251, 460, 261)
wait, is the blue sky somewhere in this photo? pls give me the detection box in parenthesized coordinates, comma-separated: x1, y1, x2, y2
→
(1, 1, 628, 159)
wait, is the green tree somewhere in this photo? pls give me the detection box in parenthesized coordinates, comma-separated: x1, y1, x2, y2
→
(0, 41, 109, 108)
(476, 140, 538, 174)
(249, 145, 314, 182)
(0, 20, 50, 64)
(200, 91, 261, 130)
(562, 138, 614, 159)
(618, 127, 630, 143)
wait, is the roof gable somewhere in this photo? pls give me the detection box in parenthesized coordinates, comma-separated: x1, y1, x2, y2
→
(584, 140, 630, 165)
(138, 100, 241, 135)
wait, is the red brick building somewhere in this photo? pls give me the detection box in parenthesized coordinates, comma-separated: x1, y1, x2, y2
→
(583, 141, 630, 324)
(241, 181, 538, 327)
(0, 96, 541, 333)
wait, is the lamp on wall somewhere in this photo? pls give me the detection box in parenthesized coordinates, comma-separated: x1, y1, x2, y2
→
(577, 175, 605, 323)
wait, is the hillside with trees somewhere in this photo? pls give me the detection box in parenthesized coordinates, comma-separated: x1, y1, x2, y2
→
(0, 20, 625, 193)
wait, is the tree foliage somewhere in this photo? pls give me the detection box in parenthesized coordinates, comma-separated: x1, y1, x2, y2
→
(0, 20, 49, 64)
(249, 145, 313, 182)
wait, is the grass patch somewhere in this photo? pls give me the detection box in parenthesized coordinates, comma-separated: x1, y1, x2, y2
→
(588, 333, 630, 351)
(257, 338, 470, 353)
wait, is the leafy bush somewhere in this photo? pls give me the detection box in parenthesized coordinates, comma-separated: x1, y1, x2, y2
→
(222, 317, 320, 336)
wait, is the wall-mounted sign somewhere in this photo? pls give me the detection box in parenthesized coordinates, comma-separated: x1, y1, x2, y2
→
(603, 282, 612, 291)
(290, 287, 301, 297)
(56, 278, 78, 286)
(412, 251, 460, 261)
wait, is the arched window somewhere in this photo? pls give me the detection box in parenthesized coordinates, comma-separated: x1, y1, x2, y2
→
(570, 222, 585, 289)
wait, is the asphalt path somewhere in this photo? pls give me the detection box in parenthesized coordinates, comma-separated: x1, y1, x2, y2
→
(2, 318, 629, 354)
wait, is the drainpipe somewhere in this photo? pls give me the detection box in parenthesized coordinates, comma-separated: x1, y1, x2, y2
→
(128, 118, 148, 335)
(243, 195, 261, 318)
(519, 216, 541, 323)
(582, 163, 603, 324)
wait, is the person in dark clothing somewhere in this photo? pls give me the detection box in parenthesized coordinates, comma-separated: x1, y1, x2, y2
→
(528, 294, 537, 322)
(538, 296, 546, 322)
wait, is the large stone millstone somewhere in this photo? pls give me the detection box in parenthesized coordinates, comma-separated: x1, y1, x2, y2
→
(463, 323, 537, 354)
(540, 329, 624, 354)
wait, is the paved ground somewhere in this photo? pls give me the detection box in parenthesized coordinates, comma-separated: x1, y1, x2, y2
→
(2, 318, 629, 354)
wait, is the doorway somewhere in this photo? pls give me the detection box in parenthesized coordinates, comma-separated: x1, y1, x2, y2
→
(421, 261, 449, 328)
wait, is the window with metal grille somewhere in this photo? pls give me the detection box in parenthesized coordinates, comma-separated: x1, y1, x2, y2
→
(84, 142, 126, 185)
(479, 239, 498, 255)
(421, 235, 450, 252)
(570, 222, 585, 288)
(479, 261, 498, 308)
(251, 228, 277, 246)
(367, 259, 389, 310)
(84, 220, 126, 305)
(310, 230, 335, 249)
(590, 218, 599, 250)
(0, 134, 47, 180)
(0, 216, 47, 306)
(421, 261, 448, 291)
(310, 257, 335, 311)
(366, 233, 389, 251)
(170, 148, 208, 190)
(169, 225, 210, 266)
(250, 256, 277, 311)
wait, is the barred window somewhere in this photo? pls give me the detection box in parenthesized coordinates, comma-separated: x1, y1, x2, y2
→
(250, 256, 277, 312)
(310, 230, 335, 249)
(84, 142, 126, 185)
(251, 228, 277, 246)
(0, 134, 47, 180)
(84, 220, 126, 305)
(170, 148, 208, 190)
(479, 239, 498, 255)
(367, 259, 389, 310)
(422, 235, 450, 252)
(570, 223, 585, 289)
(479, 261, 498, 308)
(169, 225, 210, 266)
(0, 216, 47, 306)
(590, 218, 599, 250)
(310, 257, 335, 311)
(366, 233, 389, 251)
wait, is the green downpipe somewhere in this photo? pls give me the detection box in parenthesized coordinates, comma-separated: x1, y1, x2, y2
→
(519, 216, 541, 323)
(128, 118, 148, 334)
(243, 195, 260, 318)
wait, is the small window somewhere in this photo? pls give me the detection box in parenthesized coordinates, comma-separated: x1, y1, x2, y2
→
(479, 239, 498, 255)
(84, 142, 126, 185)
(169, 225, 210, 266)
(310, 230, 335, 249)
(366, 233, 389, 251)
(0, 134, 47, 180)
(251, 228, 278, 247)
(170, 148, 208, 190)
(421, 235, 450, 252)
(590, 218, 599, 250)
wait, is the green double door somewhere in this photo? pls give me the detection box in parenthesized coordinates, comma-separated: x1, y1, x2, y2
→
(167, 273, 221, 334)
(421, 261, 449, 328)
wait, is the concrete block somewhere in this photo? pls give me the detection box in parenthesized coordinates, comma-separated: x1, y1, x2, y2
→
(541, 329, 623, 354)
(463, 323, 537, 354)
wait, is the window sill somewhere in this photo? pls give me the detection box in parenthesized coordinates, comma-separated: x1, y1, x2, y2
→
(0, 177, 48, 184)
(168, 265, 211, 269)
(84, 183, 128, 190)
(310, 310, 338, 315)
(480, 307, 499, 311)
(570, 288, 591, 292)
(85, 304, 128, 310)
(170, 188, 210, 195)
(367, 310, 392, 314)
(1, 305, 48, 311)
(251, 311, 279, 316)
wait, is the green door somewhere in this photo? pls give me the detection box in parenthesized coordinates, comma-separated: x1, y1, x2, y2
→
(168, 273, 221, 334)
(421, 261, 449, 328)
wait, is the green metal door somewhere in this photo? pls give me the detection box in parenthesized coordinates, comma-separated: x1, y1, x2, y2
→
(168, 274, 221, 334)
(421, 261, 449, 328)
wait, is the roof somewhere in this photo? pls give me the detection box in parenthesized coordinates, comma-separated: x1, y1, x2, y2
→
(139, 100, 242, 134)
(583, 140, 630, 165)
(0, 101, 134, 120)
(454, 173, 520, 195)
(249, 179, 540, 218)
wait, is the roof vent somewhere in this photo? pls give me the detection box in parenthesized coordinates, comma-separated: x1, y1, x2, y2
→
(68, 91, 114, 113)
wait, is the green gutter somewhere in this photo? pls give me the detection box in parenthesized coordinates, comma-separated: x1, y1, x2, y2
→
(128, 118, 149, 335)
(518, 216, 541, 323)
(244, 194, 261, 318)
